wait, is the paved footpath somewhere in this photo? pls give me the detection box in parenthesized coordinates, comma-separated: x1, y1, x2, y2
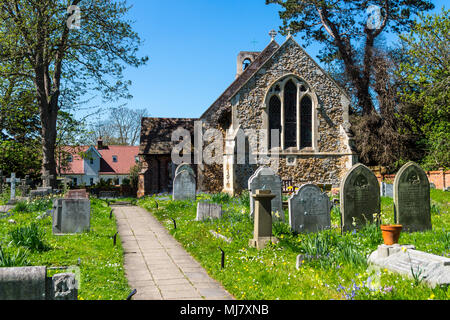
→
(113, 205, 234, 300)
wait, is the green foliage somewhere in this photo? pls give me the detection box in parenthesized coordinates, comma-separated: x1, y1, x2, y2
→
(398, 9, 450, 170)
(0, 246, 29, 267)
(0, 198, 130, 300)
(139, 191, 450, 300)
(9, 223, 49, 252)
(210, 192, 232, 204)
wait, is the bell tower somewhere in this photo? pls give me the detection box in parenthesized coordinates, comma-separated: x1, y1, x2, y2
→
(236, 51, 260, 78)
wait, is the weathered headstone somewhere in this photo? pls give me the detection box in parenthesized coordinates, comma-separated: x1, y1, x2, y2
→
(288, 184, 332, 233)
(6, 173, 21, 204)
(0, 266, 78, 300)
(51, 273, 78, 300)
(248, 189, 279, 250)
(248, 166, 283, 222)
(196, 202, 223, 221)
(340, 163, 380, 232)
(172, 170, 196, 201)
(175, 163, 195, 177)
(98, 191, 118, 199)
(18, 175, 32, 197)
(380, 182, 394, 198)
(52, 198, 91, 234)
(66, 189, 88, 199)
(394, 162, 431, 232)
(368, 244, 450, 288)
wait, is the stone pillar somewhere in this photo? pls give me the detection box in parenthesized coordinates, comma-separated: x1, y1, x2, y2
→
(249, 189, 279, 250)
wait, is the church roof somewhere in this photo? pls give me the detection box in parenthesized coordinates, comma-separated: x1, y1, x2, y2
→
(200, 36, 351, 123)
(139, 117, 197, 155)
(200, 40, 280, 122)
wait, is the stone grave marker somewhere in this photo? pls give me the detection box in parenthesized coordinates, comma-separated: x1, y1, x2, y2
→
(98, 190, 118, 199)
(6, 173, 21, 204)
(380, 182, 394, 198)
(249, 189, 279, 250)
(52, 198, 90, 234)
(394, 161, 431, 232)
(172, 170, 196, 201)
(368, 244, 450, 288)
(66, 189, 88, 199)
(175, 163, 195, 177)
(248, 166, 283, 222)
(340, 163, 380, 232)
(0, 266, 77, 300)
(288, 184, 332, 233)
(196, 202, 223, 221)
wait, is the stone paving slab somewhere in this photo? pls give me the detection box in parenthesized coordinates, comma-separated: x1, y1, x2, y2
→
(112, 205, 234, 300)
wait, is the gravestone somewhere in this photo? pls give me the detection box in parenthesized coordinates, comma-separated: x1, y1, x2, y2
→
(196, 202, 222, 221)
(6, 173, 21, 204)
(52, 198, 91, 234)
(66, 189, 88, 199)
(175, 163, 195, 177)
(288, 184, 332, 233)
(18, 175, 32, 197)
(380, 182, 394, 198)
(172, 170, 196, 201)
(0, 170, 5, 193)
(248, 189, 279, 250)
(248, 166, 283, 222)
(0, 266, 77, 300)
(98, 191, 118, 199)
(340, 163, 380, 232)
(394, 162, 431, 232)
(368, 244, 450, 288)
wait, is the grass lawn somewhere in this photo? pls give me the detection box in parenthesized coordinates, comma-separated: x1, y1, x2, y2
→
(0, 197, 130, 300)
(138, 190, 450, 300)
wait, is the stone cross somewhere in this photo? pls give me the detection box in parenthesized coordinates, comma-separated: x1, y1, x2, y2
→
(269, 29, 277, 41)
(6, 173, 21, 202)
(286, 26, 293, 37)
(18, 175, 32, 196)
(42, 174, 54, 188)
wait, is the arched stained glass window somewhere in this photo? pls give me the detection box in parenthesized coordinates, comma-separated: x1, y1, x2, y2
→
(268, 95, 281, 149)
(284, 80, 297, 148)
(300, 95, 312, 148)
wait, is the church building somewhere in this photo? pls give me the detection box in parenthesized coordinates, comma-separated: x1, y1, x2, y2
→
(138, 31, 358, 197)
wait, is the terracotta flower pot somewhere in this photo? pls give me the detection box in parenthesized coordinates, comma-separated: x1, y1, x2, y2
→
(380, 224, 403, 245)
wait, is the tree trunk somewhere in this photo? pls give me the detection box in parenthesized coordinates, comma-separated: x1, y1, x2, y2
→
(39, 97, 58, 188)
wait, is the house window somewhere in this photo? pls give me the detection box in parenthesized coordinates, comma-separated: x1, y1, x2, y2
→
(90, 158, 94, 165)
(90, 178, 94, 185)
(67, 155, 73, 162)
(112, 156, 118, 163)
(73, 178, 77, 186)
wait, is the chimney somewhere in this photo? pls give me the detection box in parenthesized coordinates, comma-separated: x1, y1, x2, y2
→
(97, 137, 104, 150)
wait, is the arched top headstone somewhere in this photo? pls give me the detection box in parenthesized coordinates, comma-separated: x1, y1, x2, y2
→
(248, 166, 283, 221)
(394, 161, 431, 232)
(172, 170, 196, 201)
(288, 184, 331, 233)
(340, 163, 380, 232)
(175, 163, 195, 177)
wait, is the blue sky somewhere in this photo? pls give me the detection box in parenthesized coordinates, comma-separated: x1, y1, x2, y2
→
(78, 0, 447, 121)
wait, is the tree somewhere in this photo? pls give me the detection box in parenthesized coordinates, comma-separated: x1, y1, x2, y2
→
(87, 105, 148, 146)
(266, 0, 434, 115)
(0, 0, 148, 187)
(397, 9, 450, 169)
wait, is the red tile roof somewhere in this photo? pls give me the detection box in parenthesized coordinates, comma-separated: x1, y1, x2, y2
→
(59, 145, 139, 175)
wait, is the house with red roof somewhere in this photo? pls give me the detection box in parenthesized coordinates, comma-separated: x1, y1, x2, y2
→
(59, 138, 140, 187)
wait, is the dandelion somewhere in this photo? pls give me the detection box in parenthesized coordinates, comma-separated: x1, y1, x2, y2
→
(428, 294, 435, 300)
